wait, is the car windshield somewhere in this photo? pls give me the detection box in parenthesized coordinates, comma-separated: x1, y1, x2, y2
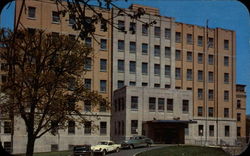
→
(74, 146, 89, 151)
(98, 141, 108, 145)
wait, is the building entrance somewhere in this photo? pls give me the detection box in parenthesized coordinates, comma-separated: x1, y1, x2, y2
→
(143, 120, 195, 144)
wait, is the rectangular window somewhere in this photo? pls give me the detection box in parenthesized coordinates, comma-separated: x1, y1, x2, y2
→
(224, 108, 229, 118)
(208, 55, 214, 65)
(165, 65, 171, 77)
(154, 64, 160, 76)
(224, 73, 229, 84)
(158, 98, 165, 111)
(100, 59, 107, 72)
(129, 81, 136, 86)
(176, 32, 181, 43)
(198, 70, 203, 81)
(165, 47, 171, 58)
(187, 51, 193, 62)
(225, 126, 230, 137)
(187, 34, 193, 44)
(208, 107, 214, 117)
(142, 24, 148, 36)
(118, 60, 124, 72)
(142, 82, 148, 87)
(224, 56, 229, 66)
(209, 125, 214, 137)
(198, 53, 203, 64)
(130, 42, 136, 53)
(100, 20, 107, 31)
(4, 121, 11, 134)
(198, 88, 203, 100)
(198, 125, 204, 136)
(142, 43, 148, 55)
(100, 101, 106, 112)
(154, 45, 160, 57)
(84, 100, 91, 112)
(142, 62, 148, 75)
(175, 50, 181, 61)
(237, 100, 241, 108)
(167, 99, 173, 111)
(165, 28, 171, 39)
(165, 84, 171, 89)
(198, 36, 203, 46)
(131, 96, 138, 110)
(175, 68, 181, 80)
(224, 90, 229, 101)
(154, 83, 160, 88)
(208, 90, 214, 100)
(149, 97, 156, 111)
(208, 37, 214, 48)
(100, 122, 107, 135)
(237, 113, 241, 121)
(84, 58, 92, 70)
(52, 11, 60, 23)
(154, 27, 160, 38)
(69, 14, 75, 25)
(85, 37, 92, 47)
(84, 79, 91, 90)
(28, 7, 36, 18)
(118, 40, 125, 51)
(129, 22, 136, 34)
(51, 144, 58, 152)
(182, 100, 189, 113)
(224, 40, 229, 50)
(117, 80, 124, 89)
(187, 69, 193, 81)
(3, 142, 11, 153)
(100, 80, 107, 92)
(118, 20, 125, 32)
(208, 72, 214, 83)
(131, 120, 138, 134)
(100, 39, 107, 50)
(198, 106, 203, 116)
(129, 61, 136, 74)
(84, 122, 91, 134)
(237, 127, 241, 137)
(68, 120, 75, 134)
(68, 98, 75, 111)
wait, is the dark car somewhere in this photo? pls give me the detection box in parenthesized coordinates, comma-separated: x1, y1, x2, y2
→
(121, 135, 153, 149)
(73, 145, 93, 156)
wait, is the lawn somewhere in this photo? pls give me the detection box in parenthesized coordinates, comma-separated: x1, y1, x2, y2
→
(137, 145, 230, 156)
(15, 151, 72, 156)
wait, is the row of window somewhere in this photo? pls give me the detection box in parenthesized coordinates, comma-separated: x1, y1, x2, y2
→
(28, 7, 107, 31)
(84, 58, 108, 72)
(117, 80, 170, 89)
(67, 121, 107, 135)
(198, 125, 230, 137)
(114, 120, 125, 135)
(176, 51, 230, 66)
(114, 97, 189, 113)
(117, 20, 171, 39)
(83, 79, 107, 93)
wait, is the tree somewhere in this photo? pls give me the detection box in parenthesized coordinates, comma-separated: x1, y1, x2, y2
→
(0, 29, 109, 156)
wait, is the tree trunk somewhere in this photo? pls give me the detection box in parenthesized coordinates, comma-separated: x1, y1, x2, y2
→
(26, 134, 36, 156)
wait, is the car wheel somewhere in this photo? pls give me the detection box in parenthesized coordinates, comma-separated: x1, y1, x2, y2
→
(129, 144, 134, 149)
(116, 147, 120, 152)
(102, 149, 107, 156)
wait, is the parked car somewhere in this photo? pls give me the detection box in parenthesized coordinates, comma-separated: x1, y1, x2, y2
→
(121, 135, 153, 149)
(91, 141, 121, 155)
(73, 145, 93, 156)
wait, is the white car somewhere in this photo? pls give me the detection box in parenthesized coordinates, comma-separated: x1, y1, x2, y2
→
(91, 140, 121, 155)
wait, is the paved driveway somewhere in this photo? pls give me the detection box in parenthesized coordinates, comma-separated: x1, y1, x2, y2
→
(107, 145, 167, 156)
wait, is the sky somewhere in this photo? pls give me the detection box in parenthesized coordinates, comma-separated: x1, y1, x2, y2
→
(0, 0, 250, 113)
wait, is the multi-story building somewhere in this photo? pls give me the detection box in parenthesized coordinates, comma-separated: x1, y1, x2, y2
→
(0, 0, 112, 154)
(174, 22, 237, 145)
(235, 84, 246, 141)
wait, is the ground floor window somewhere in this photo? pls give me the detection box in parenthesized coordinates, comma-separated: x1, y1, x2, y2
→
(100, 122, 107, 135)
(225, 126, 230, 137)
(131, 120, 138, 134)
(237, 127, 241, 137)
(198, 125, 204, 136)
(4, 142, 12, 153)
(209, 125, 214, 137)
(51, 144, 58, 152)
